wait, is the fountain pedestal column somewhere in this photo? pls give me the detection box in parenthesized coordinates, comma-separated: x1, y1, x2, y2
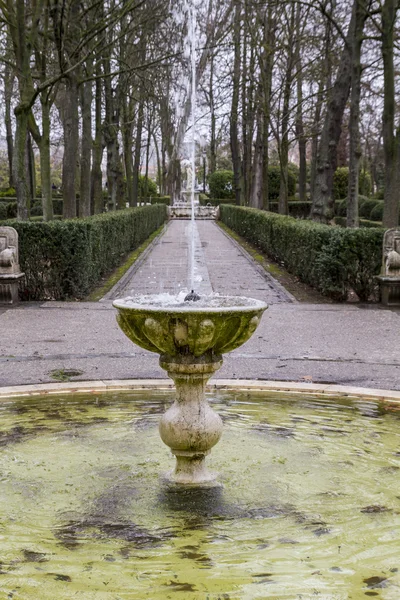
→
(159, 354, 223, 486)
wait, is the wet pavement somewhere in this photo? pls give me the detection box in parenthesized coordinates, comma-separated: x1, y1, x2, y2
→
(1, 220, 400, 390)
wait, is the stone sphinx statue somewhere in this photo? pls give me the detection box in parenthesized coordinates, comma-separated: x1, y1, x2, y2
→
(377, 228, 400, 305)
(383, 229, 400, 277)
(0, 226, 24, 303)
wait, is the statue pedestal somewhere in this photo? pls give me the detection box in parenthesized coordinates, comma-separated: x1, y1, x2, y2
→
(159, 354, 223, 487)
(0, 273, 24, 304)
(376, 276, 400, 306)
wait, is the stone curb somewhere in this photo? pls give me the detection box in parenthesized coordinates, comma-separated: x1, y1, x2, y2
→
(100, 223, 168, 301)
(216, 222, 297, 303)
(0, 379, 399, 404)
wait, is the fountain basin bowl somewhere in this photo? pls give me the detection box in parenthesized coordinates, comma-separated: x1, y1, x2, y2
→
(113, 294, 267, 358)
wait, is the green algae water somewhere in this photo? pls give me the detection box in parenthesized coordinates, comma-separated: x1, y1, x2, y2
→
(0, 390, 398, 600)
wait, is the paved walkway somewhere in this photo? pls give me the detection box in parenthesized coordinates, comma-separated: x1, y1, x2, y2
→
(1, 220, 400, 390)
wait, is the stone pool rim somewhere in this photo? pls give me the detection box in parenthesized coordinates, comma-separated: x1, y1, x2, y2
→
(0, 379, 399, 405)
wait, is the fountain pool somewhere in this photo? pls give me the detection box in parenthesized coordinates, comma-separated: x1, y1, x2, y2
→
(0, 387, 398, 599)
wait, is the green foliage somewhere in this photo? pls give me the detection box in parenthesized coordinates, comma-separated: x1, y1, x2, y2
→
(0, 203, 7, 220)
(333, 167, 373, 200)
(359, 199, 381, 219)
(149, 196, 171, 206)
(6, 202, 17, 218)
(268, 166, 296, 199)
(370, 202, 384, 222)
(335, 196, 371, 218)
(208, 170, 235, 199)
(373, 189, 385, 200)
(199, 197, 234, 207)
(268, 201, 311, 218)
(6, 205, 167, 301)
(333, 167, 349, 200)
(0, 187, 16, 198)
(220, 205, 382, 302)
(138, 175, 158, 197)
(359, 170, 372, 197)
(335, 216, 383, 229)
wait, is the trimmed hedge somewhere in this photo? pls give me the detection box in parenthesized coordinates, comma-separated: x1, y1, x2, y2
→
(149, 196, 171, 206)
(0, 188, 16, 198)
(268, 201, 311, 218)
(335, 216, 384, 229)
(220, 205, 382, 301)
(0, 199, 64, 220)
(335, 196, 370, 217)
(199, 197, 234, 207)
(5, 204, 167, 300)
(370, 202, 384, 222)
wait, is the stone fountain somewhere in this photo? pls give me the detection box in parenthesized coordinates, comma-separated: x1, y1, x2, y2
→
(113, 293, 267, 486)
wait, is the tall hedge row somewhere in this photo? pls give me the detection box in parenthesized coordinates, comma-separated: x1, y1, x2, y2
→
(219, 205, 383, 301)
(7, 204, 167, 300)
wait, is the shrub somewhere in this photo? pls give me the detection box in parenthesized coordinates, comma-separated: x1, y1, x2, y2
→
(149, 196, 171, 206)
(333, 167, 373, 200)
(335, 196, 371, 218)
(199, 197, 236, 207)
(370, 202, 384, 222)
(359, 198, 380, 219)
(268, 166, 296, 199)
(30, 203, 43, 217)
(359, 170, 372, 197)
(268, 201, 311, 218)
(208, 170, 235, 199)
(0, 203, 7, 220)
(5, 204, 167, 300)
(336, 216, 384, 229)
(374, 189, 384, 200)
(219, 205, 382, 301)
(0, 188, 16, 198)
(333, 167, 349, 200)
(138, 175, 158, 197)
(6, 202, 17, 218)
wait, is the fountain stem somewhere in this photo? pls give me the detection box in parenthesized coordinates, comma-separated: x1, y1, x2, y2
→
(159, 354, 223, 486)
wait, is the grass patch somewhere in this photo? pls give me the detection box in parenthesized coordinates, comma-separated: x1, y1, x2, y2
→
(49, 368, 83, 382)
(217, 221, 330, 303)
(86, 225, 165, 301)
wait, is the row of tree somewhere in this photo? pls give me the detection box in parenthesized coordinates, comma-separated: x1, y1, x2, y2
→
(1, 0, 399, 227)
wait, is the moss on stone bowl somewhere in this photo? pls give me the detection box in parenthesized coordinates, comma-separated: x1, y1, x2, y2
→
(113, 294, 267, 358)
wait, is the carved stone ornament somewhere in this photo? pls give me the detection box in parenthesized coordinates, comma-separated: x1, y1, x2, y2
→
(0, 226, 25, 304)
(377, 228, 400, 305)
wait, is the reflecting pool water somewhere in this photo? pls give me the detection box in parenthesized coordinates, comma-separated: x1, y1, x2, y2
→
(0, 389, 398, 599)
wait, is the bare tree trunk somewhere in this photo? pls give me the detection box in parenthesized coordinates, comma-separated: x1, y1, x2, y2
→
(91, 74, 104, 214)
(278, 4, 295, 215)
(230, 0, 243, 205)
(62, 75, 79, 218)
(209, 53, 216, 176)
(132, 96, 144, 205)
(250, 104, 264, 209)
(14, 107, 30, 220)
(153, 131, 162, 194)
(295, 2, 306, 202)
(40, 98, 53, 221)
(79, 78, 92, 217)
(347, 0, 368, 228)
(310, 2, 356, 223)
(4, 61, 14, 189)
(382, 0, 400, 228)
